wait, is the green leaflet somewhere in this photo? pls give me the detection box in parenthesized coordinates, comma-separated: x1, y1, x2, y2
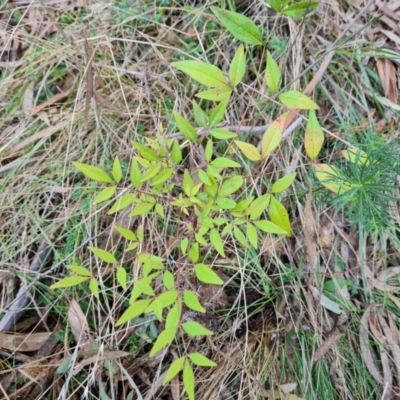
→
(88, 247, 117, 264)
(195, 264, 224, 285)
(229, 44, 246, 87)
(93, 186, 117, 205)
(73, 162, 113, 183)
(268, 196, 291, 237)
(279, 91, 319, 110)
(265, 51, 281, 93)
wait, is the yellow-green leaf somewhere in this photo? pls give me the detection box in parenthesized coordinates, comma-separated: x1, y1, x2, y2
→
(163, 357, 185, 384)
(130, 158, 142, 188)
(116, 299, 152, 326)
(188, 352, 217, 367)
(246, 223, 258, 249)
(195, 264, 224, 285)
(268, 196, 291, 237)
(192, 100, 208, 127)
(230, 44, 246, 87)
(211, 7, 263, 45)
(196, 87, 232, 102)
(233, 226, 250, 248)
(183, 169, 195, 196)
(245, 194, 270, 220)
(265, 51, 281, 93)
(93, 186, 117, 205)
(117, 267, 127, 290)
(132, 142, 159, 161)
(129, 202, 154, 216)
(89, 278, 99, 298)
(189, 243, 199, 263)
(171, 60, 229, 88)
(279, 91, 319, 110)
(165, 300, 182, 329)
(114, 226, 137, 241)
(183, 362, 195, 400)
(163, 271, 175, 290)
(271, 173, 296, 193)
(205, 139, 213, 163)
(216, 198, 236, 209)
(88, 247, 117, 264)
(108, 193, 136, 215)
(174, 112, 198, 142)
(170, 139, 182, 164)
(183, 321, 213, 336)
(305, 110, 324, 160)
(67, 265, 91, 276)
(219, 176, 243, 197)
(184, 290, 206, 313)
(262, 112, 288, 157)
(254, 220, 287, 234)
(210, 128, 237, 140)
(314, 164, 353, 194)
(73, 162, 113, 183)
(198, 170, 211, 186)
(209, 98, 229, 128)
(150, 326, 177, 356)
(112, 156, 122, 183)
(210, 229, 226, 257)
(140, 163, 161, 183)
(152, 167, 174, 186)
(235, 140, 261, 161)
(50, 276, 90, 290)
(211, 157, 241, 168)
(341, 147, 369, 166)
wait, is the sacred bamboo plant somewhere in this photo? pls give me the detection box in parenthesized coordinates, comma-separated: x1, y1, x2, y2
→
(49, 3, 356, 399)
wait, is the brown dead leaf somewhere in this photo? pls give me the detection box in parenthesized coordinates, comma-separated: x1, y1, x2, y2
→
(29, 88, 72, 115)
(312, 332, 342, 364)
(376, 59, 398, 103)
(0, 332, 51, 352)
(68, 299, 89, 344)
(72, 350, 130, 375)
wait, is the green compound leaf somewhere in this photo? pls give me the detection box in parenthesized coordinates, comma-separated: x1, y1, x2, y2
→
(171, 60, 229, 88)
(183, 362, 195, 400)
(210, 128, 237, 140)
(188, 352, 217, 367)
(254, 220, 287, 235)
(229, 44, 246, 87)
(89, 278, 99, 298)
(268, 196, 291, 237)
(183, 321, 214, 336)
(163, 357, 185, 384)
(116, 267, 127, 291)
(129, 202, 154, 217)
(108, 193, 136, 215)
(73, 162, 113, 183)
(192, 100, 208, 127)
(235, 140, 261, 161)
(114, 226, 137, 241)
(305, 110, 324, 161)
(150, 326, 177, 356)
(265, 51, 281, 93)
(195, 264, 224, 285)
(88, 247, 117, 264)
(174, 112, 198, 142)
(132, 142, 159, 161)
(184, 290, 206, 313)
(50, 275, 90, 290)
(219, 176, 244, 197)
(116, 299, 152, 326)
(211, 157, 241, 168)
(279, 91, 319, 110)
(271, 173, 296, 194)
(93, 186, 117, 205)
(67, 265, 91, 276)
(211, 7, 263, 45)
(210, 228, 226, 257)
(112, 156, 122, 183)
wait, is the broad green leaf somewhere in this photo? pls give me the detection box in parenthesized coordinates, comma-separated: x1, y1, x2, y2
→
(246, 194, 270, 220)
(189, 243, 199, 263)
(141, 163, 162, 182)
(108, 193, 136, 215)
(279, 91, 319, 110)
(271, 173, 296, 193)
(182, 321, 213, 336)
(155, 203, 164, 218)
(156, 290, 178, 308)
(137, 226, 144, 240)
(235, 140, 262, 161)
(283, 1, 318, 18)
(211, 7, 263, 45)
(171, 60, 229, 88)
(163, 271, 175, 290)
(207, 165, 222, 180)
(216, 198, 236, 209)
(163, 357, 185, 384)
(130, 158, 142, 188)
(265, 51, 281, 93)
(152, 167, 174, 186)
(170, 139, 182, 164)
(230, 44, 246, 87)
(93, 186, 117, 205)
(211, 157, 241, 168)
(254, 220, 287, 234)
(219, 176, 244, 197)
(184, 290, 206, 313)
(132, 142, 159, 161)
(183, 169, 195, 196)
(150, 326, 178, 356)
(165, 300, 182, 329)
(265, 0, 283, 12)
(183, 362, 195, 400)
(67, 265, 91, 276)
(210, 229, 226, 258)
(116, 299, 152, 326)
(205, 139, 213, 163)
(181, 238, 189, 254)
(189, 352, 217, 367)
(117, 267, 127, 290)
(305, 110, 324, 160)
(324, 278, 347, 292)
(89, 278, 99, 298)
(129, 202, 154, 216)
(195, 264, 224, 285)
(50, 275, 90, 289)
(73, 162, 113, 183)
(196, 87, 232, 102)
(262, 113, 288, 157)
(341, 147, 369, 166)
(268, 196, 291, 237)
(192, 100, 208, 127)
(198, 170, 211, 186)
(174, 112, 198, 142)
(112, 156, 122, 183)
(314, 164, 353, 194)
(233, 197, 254, 212)
(210, 128, 237, 140)
(209, 98, 229, 127)
(88, 247, 117, 264)
(114, 226, 137, 241)
(233, 226, 250, 248)
(126, 242, 139, 251)
(246, 223, 258, 249)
